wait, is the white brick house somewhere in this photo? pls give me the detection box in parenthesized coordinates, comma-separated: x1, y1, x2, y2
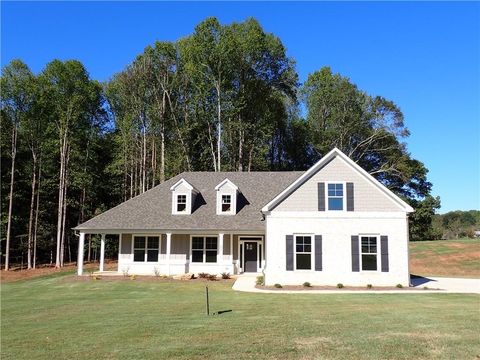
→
(75, 148, 414, 287)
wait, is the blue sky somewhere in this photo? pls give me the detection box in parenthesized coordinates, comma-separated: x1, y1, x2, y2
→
(2, 1, 479, 212)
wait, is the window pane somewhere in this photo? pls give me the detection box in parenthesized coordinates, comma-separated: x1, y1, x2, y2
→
(222, 195, 231, 203)
(192, 237, 204, 249)
(303, 236, 311, 245)
(328, 184, 335, 196)
(296, 244, 303, 252)
(362, 255, 377, 270)
(222, 203, 231, 212)
(192, 250, 203, 263)
(177, 203, 186, 212)
(134, 249, 145, 262)
(134, 237, 145, 249)
(206, 250, 217, 263)
(206, 237, 217, 249)
(296, 254, 311, 270)
(304, 245, 311, 253)
(147, 249, 158, 262)
(178, 195, 186, 203)
(148, 237, 159, 249)
(328, 197, 343, 210)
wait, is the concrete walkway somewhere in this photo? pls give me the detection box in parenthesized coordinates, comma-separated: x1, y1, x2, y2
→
(232, 274, 480, 294)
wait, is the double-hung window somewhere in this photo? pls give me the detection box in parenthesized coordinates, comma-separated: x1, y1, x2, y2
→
(361, 236, 378, 271)
(328, 183, 344, 211)
(221, 195, 231, 212)
(295, 235, 312, 270)
(191, 236, 217, 263)
(133, 236, 160, 262)
(177, 195, 187, 212)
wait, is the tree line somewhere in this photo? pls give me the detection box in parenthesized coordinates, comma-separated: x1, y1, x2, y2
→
(1, 17, 443, 270)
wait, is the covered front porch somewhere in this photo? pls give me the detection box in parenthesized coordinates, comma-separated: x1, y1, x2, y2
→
(76, 231, 264, 276)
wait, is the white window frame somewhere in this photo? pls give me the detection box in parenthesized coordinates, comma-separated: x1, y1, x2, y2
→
(293, 234, 315, 271)
(172, 192, 191, 215)
(132, 235, 161, 263)
(189, 235, 218, 264)
(221, 194, 232, 213)
(326, 181, 347, 212)
(359, 234, 380, 272)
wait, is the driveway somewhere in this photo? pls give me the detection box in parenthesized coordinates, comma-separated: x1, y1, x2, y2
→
(232, 274, 480, 294)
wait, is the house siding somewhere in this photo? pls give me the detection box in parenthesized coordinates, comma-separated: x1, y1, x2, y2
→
(274, 156, 400, 212)
(264, 213, 410, 286)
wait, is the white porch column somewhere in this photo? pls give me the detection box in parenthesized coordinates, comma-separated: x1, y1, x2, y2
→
(218, 233, 224, 264)
(230, 233, 233, 262)
(99, 233, 106, 272)
(77, 232, 85, 276)
(166, 233, 172, 275)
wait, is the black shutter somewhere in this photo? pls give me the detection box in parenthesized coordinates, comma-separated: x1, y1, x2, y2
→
(314, 235, 322, 271)
(286, 235, 294, 271)
(318, 183, 326, 211)
(351, 235, 360, 272)
(346, 182, 354, 211)
(381, 235, 389, 272)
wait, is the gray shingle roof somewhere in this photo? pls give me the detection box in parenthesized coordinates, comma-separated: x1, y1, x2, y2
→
(74, 171, 303, 232)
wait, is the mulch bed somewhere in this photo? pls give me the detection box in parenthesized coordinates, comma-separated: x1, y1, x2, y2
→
(60, 275, 236, 283)
(256, 284, 438, 291)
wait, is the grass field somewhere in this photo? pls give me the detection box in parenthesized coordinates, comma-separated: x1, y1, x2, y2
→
(409, 238, 480, 277)
(2, 275, 479, 360)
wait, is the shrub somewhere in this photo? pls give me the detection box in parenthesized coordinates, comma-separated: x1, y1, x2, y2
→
(207, 274, 217, 281)
(337, 283, 344, 289)
(130, 275, 136, 281)
(153, 267, 161, 277)
(303, 282, 312, 287)
(198, 272, 209, 279)
(423, 286, 429, 290)
(122, 267, 129, 277)
(396, 284, 403, 288)
(274, 283, 283, 288)
(221, 272, 231, 279)
(256, 276, 264, 286)
(190, 273, 196, 280)
(367, 284, 373, 289)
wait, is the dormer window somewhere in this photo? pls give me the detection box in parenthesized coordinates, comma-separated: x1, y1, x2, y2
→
(177, 195, 187, 212)
(215, 179, 238, 215)
(170, 178, 197, 215)
(222, 195, 231, 212)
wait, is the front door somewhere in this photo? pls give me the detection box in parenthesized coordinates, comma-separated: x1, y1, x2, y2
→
(244, 242, 258, 272)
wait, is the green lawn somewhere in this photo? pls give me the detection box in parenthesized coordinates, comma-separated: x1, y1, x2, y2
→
(2, 276, 479, 360)
(410, 238, 480, 277)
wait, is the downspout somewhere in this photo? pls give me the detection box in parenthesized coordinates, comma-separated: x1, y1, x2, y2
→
(261, 211, 267, 286)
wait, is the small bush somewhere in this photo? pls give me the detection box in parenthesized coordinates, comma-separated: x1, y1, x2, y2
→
(207, 274, 217, 281)
(153, 267, 161, 277)
(337, 283, 344, 289)
(122, 267, 129, 277)
(190, 273, 196, 280)
(256, 276, 264, 286)
(198, 272, 209, 279)
(423, 286, 429, 290)
(303, 282, 312, 287)
(396, 284, 403, 288)
(221, 272, 231, 279)
(367, 284, 373, 289)
(130, 275, 136, 281)
(274, 283, 283, 288)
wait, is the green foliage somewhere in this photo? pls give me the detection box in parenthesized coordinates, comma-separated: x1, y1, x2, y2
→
(274, 283, 283, 288)
(367, 284, 373, 289)
(396, 284, 403, 288)
(303, 281, 312, 287)
(337, 283, 344, 289)
(256, 275, 264, 285)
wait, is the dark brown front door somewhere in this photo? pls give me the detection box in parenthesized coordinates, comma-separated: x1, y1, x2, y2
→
(244, 242, 258, 272)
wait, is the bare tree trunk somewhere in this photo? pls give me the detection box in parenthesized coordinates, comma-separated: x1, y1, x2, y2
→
(142, 119, 146, 193)
(216, 83, 221, 171)
(27, 152, 37, 269)
(5, 124, 17, 271)
(165, 91, 191, 170)
(33, 160, 41, 269)
(248, 145, 254, 172)
(207, 121, 217, 172)
(55, 136, 66, 268)
(238, 129, 244, 171)
(60, 149, 69, 267)
(87, 235, 91, 262)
